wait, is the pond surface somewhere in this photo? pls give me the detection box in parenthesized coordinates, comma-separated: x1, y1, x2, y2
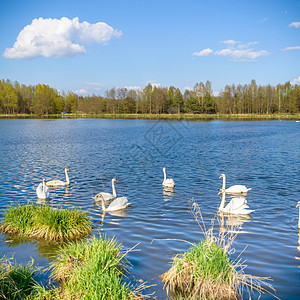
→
(0, 119, 299, 299)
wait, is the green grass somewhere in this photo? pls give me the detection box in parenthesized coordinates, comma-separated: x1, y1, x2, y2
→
(0, 204, 92, 242)
(0, 259, 37, 300)
(161, 199, 277, 300)
(34, 236, 141, 299)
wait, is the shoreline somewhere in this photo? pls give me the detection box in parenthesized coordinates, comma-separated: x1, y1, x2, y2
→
(0, 113, 300, 120)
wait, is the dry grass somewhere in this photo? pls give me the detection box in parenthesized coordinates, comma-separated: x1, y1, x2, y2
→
(161, 199, 278, 300)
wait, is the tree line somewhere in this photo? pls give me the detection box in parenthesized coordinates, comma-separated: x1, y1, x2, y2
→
(0, 79, 299, 115)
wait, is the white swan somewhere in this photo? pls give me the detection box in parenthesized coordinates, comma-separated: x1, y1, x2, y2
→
(97, 194, 131, 212)
(162, 167, 175, 188)
(218, 189, 254, 215)
(93, 178, 118, 202)
(46, 168, 70, 187)
(297, 201, 300, 229)
(36, 179, 50, 199)
(220, 174, 251, 194)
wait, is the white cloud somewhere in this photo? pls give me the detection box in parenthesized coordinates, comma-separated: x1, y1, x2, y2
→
(212, 90, 221, 97)
(193, 48, 213, 56)
(222, 40, 237, 46)
(292, 76, 300, 85)
(283, 46, 300, 50)
(289, 22, 300, 28)
(151, 83, 161, 88)
(215, 48, 269, 61)
(259, 17, 268, 23)
(3, 17, 122, 59)
(74, 88, 88, 95)
(124, 86, 141, 90)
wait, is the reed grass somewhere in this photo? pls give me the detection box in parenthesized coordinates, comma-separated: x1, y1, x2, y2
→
(161, 199, 277, 300)
(0, 204, 92, 242)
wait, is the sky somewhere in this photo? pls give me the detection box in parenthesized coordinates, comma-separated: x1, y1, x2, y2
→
(0, 0, 299, 96)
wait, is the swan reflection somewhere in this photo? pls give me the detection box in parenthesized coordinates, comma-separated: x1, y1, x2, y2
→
(219, 212, 251, 233)
(163, 186, 175, 201)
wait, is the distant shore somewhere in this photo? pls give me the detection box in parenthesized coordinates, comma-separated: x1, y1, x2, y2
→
(0, 113, 300, 120)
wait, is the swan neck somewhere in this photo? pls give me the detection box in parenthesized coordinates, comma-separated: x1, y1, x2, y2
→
(298, 206, 300, 229)
(65, 169, 70, 184)
(112, 180, 117, 197)
(222, 175, 226, 190)
(101, 198, 107, 212)
(219, 191, 226, 211)
(163, 168, 166, 181)
(42, 181, 45, 195)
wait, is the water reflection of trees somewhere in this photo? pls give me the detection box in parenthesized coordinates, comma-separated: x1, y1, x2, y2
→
(3, 234, 61, 261)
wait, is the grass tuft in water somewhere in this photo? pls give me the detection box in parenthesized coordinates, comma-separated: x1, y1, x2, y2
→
(0, 259, 37, 300)
(34, 236, 143, 299)
(161, 199, 277, 300)
(0, 204, 92, 242)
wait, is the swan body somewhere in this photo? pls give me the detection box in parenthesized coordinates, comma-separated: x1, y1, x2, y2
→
(297, 201, 300, 229)
(218, 189, 254, 215)
(220, 174, 251, 194)
(93, 178, 118, 202)
(162, 167, 175, 188)
(36, 179, 50, 199)
(98, 194, 131, 212)
(46, 168, 70, 187)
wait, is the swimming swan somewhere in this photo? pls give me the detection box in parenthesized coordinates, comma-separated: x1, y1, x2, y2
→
(97, 194, 131, 212)
(46, 168, 70, 187)
(218, 189, 254, 215)
(93, 178, 118, 202)
(162, 167, 175, 188)
(297, 201, 300, 229)
(36, 179, 50, 199)
(219, 174, 251, 194)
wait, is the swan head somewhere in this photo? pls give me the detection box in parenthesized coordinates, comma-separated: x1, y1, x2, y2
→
(163, 167, 166, 171)
(297, 201, 300, 208)
(218, 188, 225, 195)
(112, 178, 118, 183)
(42, 178, 46, 183)
(219, 174, 225, 178)
(65, 168, 70, 171)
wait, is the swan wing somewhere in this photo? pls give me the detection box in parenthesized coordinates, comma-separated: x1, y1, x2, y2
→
(225, 185, 251, 194)
(94, 192, 115, 202)
(163, 179, 175, 187)
(225, 197, 247, 211)
(107, 197, 129, 211)
(46, 180, 66, 187)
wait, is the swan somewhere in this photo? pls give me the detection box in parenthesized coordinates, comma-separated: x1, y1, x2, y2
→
(93, 178, 118, 202)
(218, 189, 254, 215)
(46, 168, 70, 187)
(36, 179, 50, 199)
(219, 174, 251, 194)
(297, 201, 300, 229)
(162, 167, 175, 188)
(97, 194, 131, 212)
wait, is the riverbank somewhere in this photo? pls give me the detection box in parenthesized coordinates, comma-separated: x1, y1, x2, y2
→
(1, 113, 300, 120)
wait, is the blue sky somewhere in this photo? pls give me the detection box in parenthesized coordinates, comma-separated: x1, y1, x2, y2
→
(0, 0, 299, 96)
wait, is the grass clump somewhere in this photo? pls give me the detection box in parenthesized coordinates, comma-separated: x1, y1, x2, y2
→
(38, 236, 142, 299)
(0, 204, 92, 242)
(0, 259, 37, 300)
(161, 200, 277, 300)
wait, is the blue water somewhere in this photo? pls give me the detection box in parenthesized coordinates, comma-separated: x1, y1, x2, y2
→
(0, 118, 299, 299)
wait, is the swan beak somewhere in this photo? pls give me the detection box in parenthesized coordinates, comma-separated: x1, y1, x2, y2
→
(115, 179, 119, 182)
(92, 196, 96, 200)
(218, 190, 221, 195)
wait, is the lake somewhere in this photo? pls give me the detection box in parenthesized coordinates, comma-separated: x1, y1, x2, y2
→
(0, 118, 299, 299)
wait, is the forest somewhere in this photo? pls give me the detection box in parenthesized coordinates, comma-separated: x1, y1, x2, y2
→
(0, 78, 300, 115)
